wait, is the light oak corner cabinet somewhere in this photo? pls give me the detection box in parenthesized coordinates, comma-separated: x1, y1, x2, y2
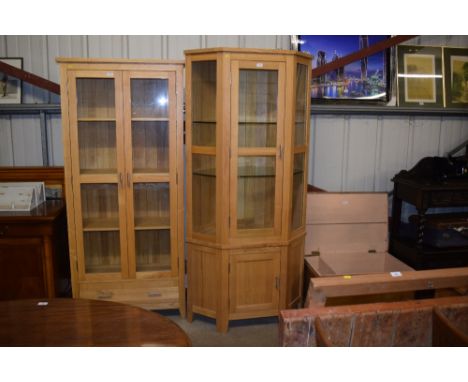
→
(57, 58, 185, 315)
(185, 48, 312, 331)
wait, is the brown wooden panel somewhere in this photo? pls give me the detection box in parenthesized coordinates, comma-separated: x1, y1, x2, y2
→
(0, 238, 45, 299)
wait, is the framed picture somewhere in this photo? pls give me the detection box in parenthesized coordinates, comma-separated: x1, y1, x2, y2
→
(397, 46, 443, 108)
(443, 47, 468, 108)
(0, 57, 23, 104)
(294, 35, 390, 103)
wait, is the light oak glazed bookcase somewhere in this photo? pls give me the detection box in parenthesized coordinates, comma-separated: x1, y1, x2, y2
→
(185, 48, 311, 331)
(57, 58, 185, 315)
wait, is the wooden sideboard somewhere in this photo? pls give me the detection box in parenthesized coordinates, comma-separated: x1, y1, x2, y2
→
(0, 167, 70, 299)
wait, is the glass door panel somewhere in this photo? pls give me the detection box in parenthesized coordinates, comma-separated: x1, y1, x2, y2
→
(130, 79, 169, 173)
(291, 153, 305, 230)
(192, 61, 216, 147)
(76, 78, 117, 174)
(294, 64, 308, 146)
(192, 154, 216, 235)
(81, 183, 121, 273)
(237, 156, 276, 229)
(133, 182, 171, 272)
(191, 60, 217, 237)
(234, 63, 283, 235)
(238, 70, 278, 148)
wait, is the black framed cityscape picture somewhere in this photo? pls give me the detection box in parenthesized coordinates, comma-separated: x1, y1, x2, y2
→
(397, 45, 443, 108)
(443, 47, 468, 108)
(296, 35, 390, 103)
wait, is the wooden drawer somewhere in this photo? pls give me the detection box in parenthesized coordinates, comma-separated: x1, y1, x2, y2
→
(78, 278, 179, 310)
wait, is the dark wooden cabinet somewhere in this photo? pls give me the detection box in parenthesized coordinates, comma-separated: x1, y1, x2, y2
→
(0, 200, 70, 300)
(390, 175, 468, 270)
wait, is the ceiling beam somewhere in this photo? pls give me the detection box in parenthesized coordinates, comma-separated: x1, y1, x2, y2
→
(0, 60, 60, 95)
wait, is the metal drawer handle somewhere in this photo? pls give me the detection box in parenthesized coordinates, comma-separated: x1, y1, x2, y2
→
(96, 290, 113, 299)
(147, 291, 162, 298)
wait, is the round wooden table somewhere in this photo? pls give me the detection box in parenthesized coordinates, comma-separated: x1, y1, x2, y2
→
(0, 298, 191, 346)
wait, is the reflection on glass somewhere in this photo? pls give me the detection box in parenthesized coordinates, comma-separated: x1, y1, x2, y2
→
(291, 153, 305, 230)
(192, 61, 216, 147)
(78, 121, 117, 174)
(237, 156, 276, 229)
(84, 231, 120, 273)
(131, 79, 168, 118)
(192, 154, 216, 235)
(132, 121, 169, 173)
(238, 69, 278, 148)
(135, 230, 171, 272)
(133, 183, 170, 228)
(295, 64, 307, 146)
(77, 78, 115, 119)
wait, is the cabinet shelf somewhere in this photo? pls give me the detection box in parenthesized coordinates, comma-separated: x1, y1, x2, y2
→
(238, 121, 277, 125)
(80, 169, 117, 176)
(83, 217, 120, 232)
(134, 217, 170, 230)
(78, 118, 116, 122)
(131, 117, 169, 122)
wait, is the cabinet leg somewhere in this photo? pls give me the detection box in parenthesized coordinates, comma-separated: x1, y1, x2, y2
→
(216, 316, 229, 333)
(186, 306, 193, 323)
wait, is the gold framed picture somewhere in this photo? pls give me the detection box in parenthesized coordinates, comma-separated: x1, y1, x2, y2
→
(443, 47, 468, 108)
(397, 46, 443, 108)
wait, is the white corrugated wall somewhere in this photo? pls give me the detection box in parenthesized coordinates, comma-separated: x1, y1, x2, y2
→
(0, 35, 467, 192)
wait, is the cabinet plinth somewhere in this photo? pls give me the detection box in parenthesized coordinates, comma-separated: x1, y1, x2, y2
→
(58, 58, 185, 315)
(185, 48, 311, 331)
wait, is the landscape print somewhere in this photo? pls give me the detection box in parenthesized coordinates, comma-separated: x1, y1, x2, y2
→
(299, 35, 388, 101)
(450, 55, 468, 104)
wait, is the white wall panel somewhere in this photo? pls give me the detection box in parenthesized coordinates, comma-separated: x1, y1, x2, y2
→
(409, 116, 441, 166)
(205, 35, 241, 48)
(0, 36, 7, 55)
(243, 35, 285, 49)
(374, 116, 411, 192)
(167, 36, 202, 59)
(0, 116, 14, 165)
(87, 35, 128, 58)
(309, 115, 346, 191)
(439, 117, 468, 156)
(345, 116, 379, 191)
(46, 115, 64, 166)
(10, 116, 43, 165)
(128, 36, 164, 59)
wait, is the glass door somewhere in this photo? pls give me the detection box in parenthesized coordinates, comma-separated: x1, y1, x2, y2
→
(291, 63, 309, 232)
(123, 72, 178, 277)
(230, 60, 285, 238)
(190, 60, 217, 237)
(68, 71, 128, 277)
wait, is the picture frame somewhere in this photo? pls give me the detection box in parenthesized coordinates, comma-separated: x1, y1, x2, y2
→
(443, 47, 468, 108)
(397, 46, 443, 108)
(294, 35, 390, 103)
(0, 57, 23, 104)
